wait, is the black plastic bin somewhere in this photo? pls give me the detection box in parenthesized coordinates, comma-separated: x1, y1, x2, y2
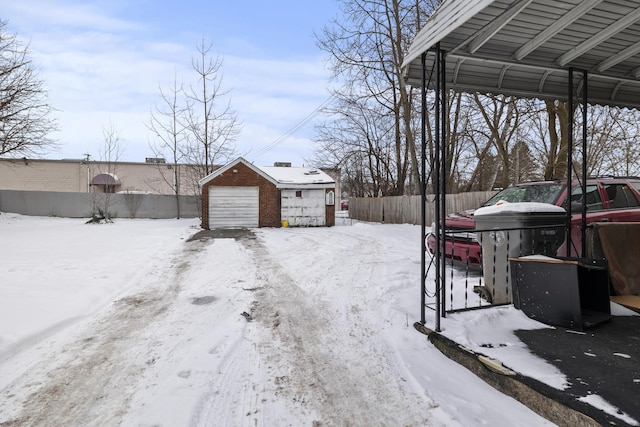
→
(510, 256, 612, 330)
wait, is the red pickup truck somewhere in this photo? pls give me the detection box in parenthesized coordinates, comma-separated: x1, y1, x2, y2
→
(427, 177, 640, 268)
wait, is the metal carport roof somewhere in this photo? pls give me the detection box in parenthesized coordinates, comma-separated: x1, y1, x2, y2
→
(404, 0, 640, 333)
(403, 0, 640, 109)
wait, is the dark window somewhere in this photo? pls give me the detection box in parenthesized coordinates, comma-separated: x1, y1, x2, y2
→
(483, 184, 564, 206)
(571, 185, 603, 211)
(296, 190, 302, 198)
(602, 184, 640, 209)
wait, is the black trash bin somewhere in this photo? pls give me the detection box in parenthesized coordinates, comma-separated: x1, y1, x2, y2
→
(510, 256, 612, 330)
(474, 202, 566, 304)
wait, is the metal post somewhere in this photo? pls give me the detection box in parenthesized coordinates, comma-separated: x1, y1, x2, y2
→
(581, 69, 588, 257)
(434, 43, 442, 332)
(420, 52, 427, 325)
(440, 49, 447, 319)
(566, 68, 574, 257)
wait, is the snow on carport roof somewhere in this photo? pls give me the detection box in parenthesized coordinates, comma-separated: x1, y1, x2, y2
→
(402, 0, 640, 110)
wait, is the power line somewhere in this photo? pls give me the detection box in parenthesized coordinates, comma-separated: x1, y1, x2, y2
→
(251, 94, 335, 160)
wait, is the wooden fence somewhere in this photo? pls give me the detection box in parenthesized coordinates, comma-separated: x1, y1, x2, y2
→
(347, 191, 496, 225)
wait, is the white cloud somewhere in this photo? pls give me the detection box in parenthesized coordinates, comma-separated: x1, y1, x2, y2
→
(5, 0, 144, 32)
(4, 0, 335, 167)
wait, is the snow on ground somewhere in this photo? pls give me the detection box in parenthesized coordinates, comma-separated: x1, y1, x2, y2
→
(0, 211, 574, 426)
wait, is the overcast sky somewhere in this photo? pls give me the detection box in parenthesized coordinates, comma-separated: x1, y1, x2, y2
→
(2, 0, 341, 167)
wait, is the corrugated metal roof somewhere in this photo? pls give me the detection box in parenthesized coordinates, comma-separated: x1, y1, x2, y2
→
(402, 0, 640, 109)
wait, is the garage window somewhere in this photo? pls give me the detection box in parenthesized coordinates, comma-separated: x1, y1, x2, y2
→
(326, 191, 335, 205)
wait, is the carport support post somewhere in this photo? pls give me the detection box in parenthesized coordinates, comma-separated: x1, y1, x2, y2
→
(565, 68, 589, 257)
(566, 68, 574, 257)
(420, 51, 427, 326)
(581, 69, 588, 257)
(434, 43, 442, 332)
(439, 48, 447, 320)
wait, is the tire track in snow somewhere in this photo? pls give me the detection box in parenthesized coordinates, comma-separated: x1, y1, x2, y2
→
(188, 309, 264, 427)
(121, 236, 269, 427)
(242, 236, 433, 426)
(187, 237, 319, 427)
(0, 239, 209, 427)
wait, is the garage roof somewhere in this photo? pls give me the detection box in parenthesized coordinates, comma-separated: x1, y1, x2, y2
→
(199, 157, 278, 187)
(258, 166, 335, 188)
(402, 0, 640, 109)
(199, 157, 335, 189)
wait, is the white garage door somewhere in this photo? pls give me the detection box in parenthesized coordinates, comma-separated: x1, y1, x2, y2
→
(209, 186, 259, 228)
(281, 189, 326, 227)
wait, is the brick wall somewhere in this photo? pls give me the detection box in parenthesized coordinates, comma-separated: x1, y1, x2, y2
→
(200, 162, 280, 229)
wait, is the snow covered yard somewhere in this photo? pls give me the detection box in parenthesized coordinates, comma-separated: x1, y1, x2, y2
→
(0, 212, 561, 426)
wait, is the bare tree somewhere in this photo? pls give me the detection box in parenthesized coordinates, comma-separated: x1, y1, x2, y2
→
(508, 139, 538, 184)
(437, 91, 484, 193)
(182, 39, 240, 190)
(315, 2, 640, 195)
(579, 105, 640, 177)
(88, 122, 125, 223)
(315, 0, 437, 196)
(541, 99, 571, 180)
(146, 74, 186, 217)
(314, 93, 398, 196)
(0, 20, 58, 156)
(471, 94, 521, 188)
(519, 100, 640, 182)
(459, 96, 498, 192)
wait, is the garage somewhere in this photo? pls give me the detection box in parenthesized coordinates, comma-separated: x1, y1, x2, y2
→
(208, 186, 259, 228)
(199, 157, 336, 229)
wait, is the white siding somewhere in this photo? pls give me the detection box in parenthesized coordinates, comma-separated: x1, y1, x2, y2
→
(281, 189, 325, 227)
(209, 186, 259, 228)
